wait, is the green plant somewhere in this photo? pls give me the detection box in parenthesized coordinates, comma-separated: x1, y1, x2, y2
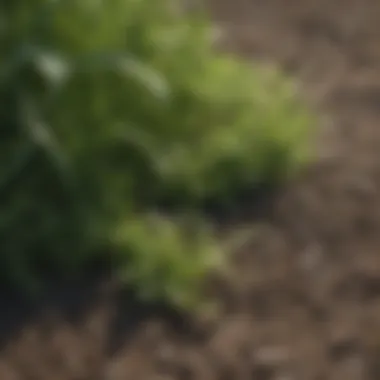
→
(0, 0, 313, 307)
(111, 214, 222, 310)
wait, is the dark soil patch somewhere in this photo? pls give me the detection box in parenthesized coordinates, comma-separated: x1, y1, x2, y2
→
(3, 0, 380, 379)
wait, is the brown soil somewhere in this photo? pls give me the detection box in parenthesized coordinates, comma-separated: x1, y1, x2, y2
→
(3, 0, 380, 379)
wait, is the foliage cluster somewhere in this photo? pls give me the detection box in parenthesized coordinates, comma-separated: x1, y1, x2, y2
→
(0, 0, 312, 308)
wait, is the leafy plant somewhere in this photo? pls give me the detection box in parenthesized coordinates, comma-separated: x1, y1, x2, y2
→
(0, 0, 313, 307)
(111, 214, 222, 310)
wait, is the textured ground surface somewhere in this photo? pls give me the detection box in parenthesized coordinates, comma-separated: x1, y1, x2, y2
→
(3, 0, 380, 379)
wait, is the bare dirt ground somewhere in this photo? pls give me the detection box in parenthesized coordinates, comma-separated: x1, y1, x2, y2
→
(3, 0, 380, 379)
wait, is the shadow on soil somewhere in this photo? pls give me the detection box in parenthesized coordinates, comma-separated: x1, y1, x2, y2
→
(0, 268, 196, 356)
(0, 183, 278, 357)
